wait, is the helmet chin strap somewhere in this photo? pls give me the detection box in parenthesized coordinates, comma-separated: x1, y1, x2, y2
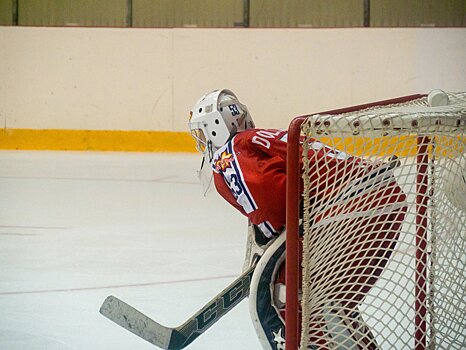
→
(198, 140, 214, 174)
(198, 146, 214, 197)
(206, 140, 214, 163)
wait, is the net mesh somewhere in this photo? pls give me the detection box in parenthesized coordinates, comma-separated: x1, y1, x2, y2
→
(298, 92, 465, 349)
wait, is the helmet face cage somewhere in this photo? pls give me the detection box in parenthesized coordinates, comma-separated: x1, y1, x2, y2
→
(190, 127, 207, 153)
(188, 89, 254, 159)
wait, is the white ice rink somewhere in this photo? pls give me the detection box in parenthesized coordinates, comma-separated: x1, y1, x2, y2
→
(0, 151, 262, 350)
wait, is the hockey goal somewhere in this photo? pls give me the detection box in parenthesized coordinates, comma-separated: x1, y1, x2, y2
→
(285, 91, 466, 350)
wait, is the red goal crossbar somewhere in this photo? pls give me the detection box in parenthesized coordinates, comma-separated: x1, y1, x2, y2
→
(285, 94, 427, 350)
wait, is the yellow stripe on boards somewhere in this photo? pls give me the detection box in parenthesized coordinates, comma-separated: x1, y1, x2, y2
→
(318, 136, 418, 158)
(319, 136, 465, 158)
(1, 129, 463, 157)
(0, 129, 197, 152)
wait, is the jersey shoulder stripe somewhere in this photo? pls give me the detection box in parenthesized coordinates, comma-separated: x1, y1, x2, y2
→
(212, 138, 257, 214)
(227, 140, 258, 213)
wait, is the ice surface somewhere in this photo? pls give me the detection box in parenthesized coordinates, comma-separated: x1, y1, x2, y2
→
(0, 151, 261, 350)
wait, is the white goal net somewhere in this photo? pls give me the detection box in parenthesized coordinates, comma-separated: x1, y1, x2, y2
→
(296, 91, 465, 350)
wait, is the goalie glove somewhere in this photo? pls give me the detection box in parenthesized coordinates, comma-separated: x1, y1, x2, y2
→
(253, 224, 279, 246)
(243, 222, 280, 272)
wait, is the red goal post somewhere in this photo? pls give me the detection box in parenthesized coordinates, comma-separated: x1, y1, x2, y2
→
(285, 92, 466, 350)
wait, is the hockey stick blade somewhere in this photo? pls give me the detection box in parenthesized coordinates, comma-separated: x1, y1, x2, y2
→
(99, 265, 255, 350)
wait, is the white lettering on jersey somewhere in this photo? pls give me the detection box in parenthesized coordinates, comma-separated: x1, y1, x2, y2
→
(251, 130, 282, 150)
(251, 136, 270, 149)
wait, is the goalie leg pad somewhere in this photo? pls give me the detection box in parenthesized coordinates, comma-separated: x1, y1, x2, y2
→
(249, 234, 287, 350)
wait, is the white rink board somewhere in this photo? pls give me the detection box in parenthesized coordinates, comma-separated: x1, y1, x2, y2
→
(1, 27, 465, 131)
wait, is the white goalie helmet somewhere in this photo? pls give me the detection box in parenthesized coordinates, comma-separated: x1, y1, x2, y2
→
(189, 89, 255, 159)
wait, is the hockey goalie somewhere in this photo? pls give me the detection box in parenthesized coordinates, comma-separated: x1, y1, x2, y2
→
(188, 89, 407, 349)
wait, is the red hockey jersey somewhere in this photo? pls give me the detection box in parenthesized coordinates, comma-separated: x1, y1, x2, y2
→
(212, 129, 288, 238)
(212, 128, 406, 238)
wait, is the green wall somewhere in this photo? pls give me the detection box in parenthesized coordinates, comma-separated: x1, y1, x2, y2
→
(0, 0, 464, 27)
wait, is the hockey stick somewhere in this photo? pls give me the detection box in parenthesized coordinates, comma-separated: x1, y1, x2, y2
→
(99, 265, 255, 349)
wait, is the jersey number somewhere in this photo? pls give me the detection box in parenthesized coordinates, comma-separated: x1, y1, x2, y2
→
(229, 174, 243, 198)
